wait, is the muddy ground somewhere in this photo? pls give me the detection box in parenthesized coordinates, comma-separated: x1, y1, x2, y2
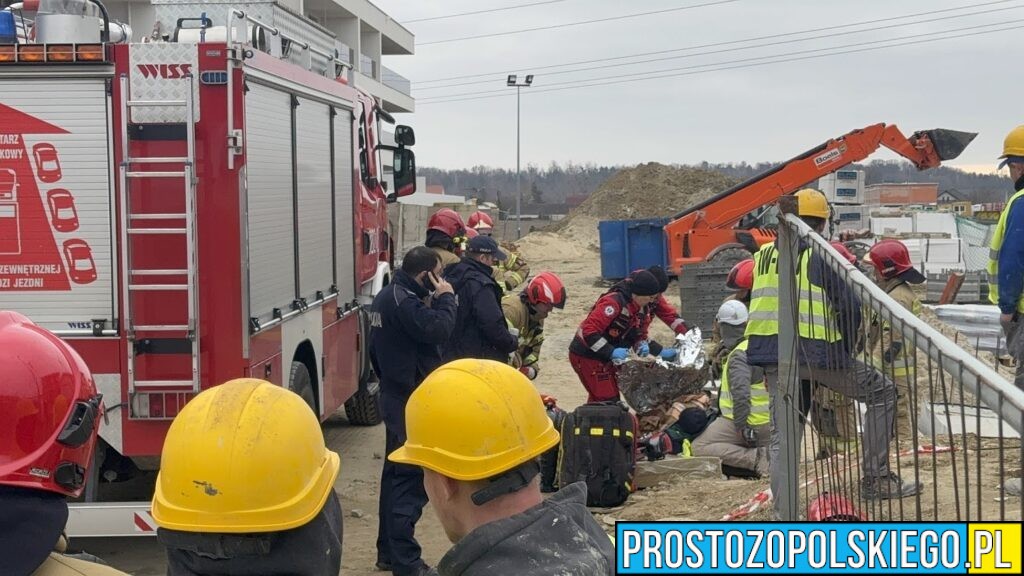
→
(85, 229, 1021, 574)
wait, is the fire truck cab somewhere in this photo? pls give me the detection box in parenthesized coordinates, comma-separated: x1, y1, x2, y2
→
(0, 0, 415, 535)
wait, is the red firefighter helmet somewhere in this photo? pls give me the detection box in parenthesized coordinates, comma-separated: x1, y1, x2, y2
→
(464, 227, 479, 239)
(467, 210, 494, 231)
(829, 241, 858, 265)
(427, 208, 466, 239)
(725, 259, 754, 291)
(865, 239, 915, 279)
(0, 311, 102, 497)
(807, 492, 867, 522)
(525, 272, 567, 309)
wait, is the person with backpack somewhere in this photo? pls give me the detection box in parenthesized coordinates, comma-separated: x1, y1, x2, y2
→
(443, 236, 519, 363)
(569, 269, 667, 402)
(692, 301, 771, 477)
(0, 311, 128, 576)
(388, 359, 615, 576)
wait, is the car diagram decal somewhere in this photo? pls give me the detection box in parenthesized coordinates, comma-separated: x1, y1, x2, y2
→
(0, 102, 93, 291)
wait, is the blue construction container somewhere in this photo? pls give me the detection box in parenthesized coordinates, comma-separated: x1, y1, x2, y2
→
(598, 218, 669, 280)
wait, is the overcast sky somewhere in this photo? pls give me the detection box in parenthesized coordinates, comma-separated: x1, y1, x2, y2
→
(374, 0, 1017, 174)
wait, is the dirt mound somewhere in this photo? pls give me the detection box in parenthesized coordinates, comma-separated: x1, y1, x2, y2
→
(561, 162, 739, 224)
(544, 163, 738, 249)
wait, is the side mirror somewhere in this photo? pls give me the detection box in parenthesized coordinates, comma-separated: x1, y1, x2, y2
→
(388, 148, 416, 202)
(395, 125, 415, 147)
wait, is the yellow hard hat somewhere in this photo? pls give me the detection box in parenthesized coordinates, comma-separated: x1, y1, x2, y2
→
(999, 125, 1024, 163)
(388, 359, 559, 481)
(151, 379, 340, 533)
(794, 188, 830, 219)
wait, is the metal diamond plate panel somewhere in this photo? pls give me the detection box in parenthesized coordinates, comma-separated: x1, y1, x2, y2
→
(152, 1, 335, 76)
(128, 43, 201, 123)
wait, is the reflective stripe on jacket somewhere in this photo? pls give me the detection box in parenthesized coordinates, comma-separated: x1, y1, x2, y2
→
(503, 294, 545, 367)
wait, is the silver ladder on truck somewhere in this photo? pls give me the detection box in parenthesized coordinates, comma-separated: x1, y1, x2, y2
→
(116, 74, 200, 416)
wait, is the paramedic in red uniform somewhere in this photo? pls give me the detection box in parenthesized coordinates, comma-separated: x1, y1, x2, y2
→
(569, 269, 667, 402)
(644, 265, 691, 336)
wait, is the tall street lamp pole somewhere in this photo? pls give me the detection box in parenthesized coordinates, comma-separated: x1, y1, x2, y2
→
(507, 74, 533, 240)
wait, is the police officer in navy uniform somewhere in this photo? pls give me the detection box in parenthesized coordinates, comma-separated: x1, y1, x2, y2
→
(443, 235, 519, 363)
(369, 246, 458, 576)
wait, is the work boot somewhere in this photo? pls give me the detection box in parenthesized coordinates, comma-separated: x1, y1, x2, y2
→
(861, 472, 922, 500)
(375, 559, 392, 572)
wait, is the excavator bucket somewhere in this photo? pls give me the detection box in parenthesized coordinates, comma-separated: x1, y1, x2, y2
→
(916, 129, 977, 161)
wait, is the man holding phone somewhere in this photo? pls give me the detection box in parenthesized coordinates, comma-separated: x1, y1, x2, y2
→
(370, 246, 458, 576)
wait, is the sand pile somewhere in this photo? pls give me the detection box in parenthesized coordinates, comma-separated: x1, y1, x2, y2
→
(548, 162, 739, 248)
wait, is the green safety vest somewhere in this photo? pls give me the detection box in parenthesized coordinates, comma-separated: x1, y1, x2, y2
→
(988, 189, 1024, 313)
(719, 340, 770, 426)
(744, 242, 841, 343)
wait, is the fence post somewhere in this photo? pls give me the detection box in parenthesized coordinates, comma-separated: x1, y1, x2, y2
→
(776, 214, 802, 521)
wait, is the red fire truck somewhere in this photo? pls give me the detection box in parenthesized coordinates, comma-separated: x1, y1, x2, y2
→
(0, 0, 416, 535)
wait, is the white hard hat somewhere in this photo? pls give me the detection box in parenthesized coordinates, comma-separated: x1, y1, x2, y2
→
(716, 299, 749, 326)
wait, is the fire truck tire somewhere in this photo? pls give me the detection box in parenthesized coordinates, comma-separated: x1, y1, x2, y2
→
(345, 379, 382, 426)
(288, 361, 317, 413)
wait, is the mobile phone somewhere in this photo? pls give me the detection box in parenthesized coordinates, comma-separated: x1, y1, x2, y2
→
(426, 272, 439, 290)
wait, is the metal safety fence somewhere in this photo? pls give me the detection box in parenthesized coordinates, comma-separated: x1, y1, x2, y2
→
(772, 212, 1024, 522)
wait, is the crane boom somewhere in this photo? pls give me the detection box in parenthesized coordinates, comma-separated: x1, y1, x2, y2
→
(664, 123, 976, 272)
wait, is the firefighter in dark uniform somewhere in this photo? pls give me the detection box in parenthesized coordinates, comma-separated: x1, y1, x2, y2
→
(369, 246, 458, 576)
(0, 311, 127, 576)
(569, 269, 668, 402)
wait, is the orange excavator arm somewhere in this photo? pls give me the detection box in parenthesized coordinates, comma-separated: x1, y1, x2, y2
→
(664, 123, 976, 273)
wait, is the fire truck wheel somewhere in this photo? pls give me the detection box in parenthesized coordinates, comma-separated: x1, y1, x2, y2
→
(345, 379, 382, 426)
(288, 361, 317, 413)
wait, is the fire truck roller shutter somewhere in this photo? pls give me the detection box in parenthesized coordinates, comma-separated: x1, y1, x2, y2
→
(0, 77, 115, 332)
(333, 106, 356, 306)
(244, 83, 296, 326)
(295, 97, 333, 302)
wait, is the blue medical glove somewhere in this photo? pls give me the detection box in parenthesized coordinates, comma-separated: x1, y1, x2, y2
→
(637, 341, 650, 357)
(611, 348, 630, 364)
(659, 348, 678, 361)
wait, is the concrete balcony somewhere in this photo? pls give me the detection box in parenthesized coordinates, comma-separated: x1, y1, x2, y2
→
(381, 65, 411, 96)
(354, 71, 414, 113)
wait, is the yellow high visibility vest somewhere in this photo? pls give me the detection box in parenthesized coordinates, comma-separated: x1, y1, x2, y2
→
(745, 243, 841, 343)
(988, 189, 1024, 313)
(719, 340, 770, 426)
(745, 243, 779, 338)
(796, 250, 842, 343)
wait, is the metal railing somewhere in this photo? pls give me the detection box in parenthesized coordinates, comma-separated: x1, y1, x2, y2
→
(773, 212, 1024, 522)
(381, 65, 411, 95)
